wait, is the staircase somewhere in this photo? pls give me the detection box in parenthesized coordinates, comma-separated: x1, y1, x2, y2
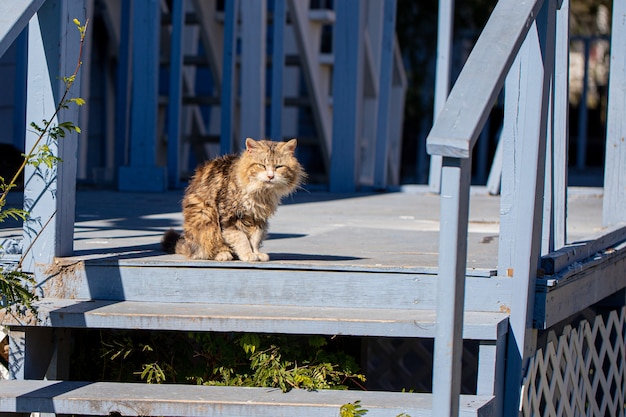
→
(0, 261, 505, 416)
(0, 190, 506, 417)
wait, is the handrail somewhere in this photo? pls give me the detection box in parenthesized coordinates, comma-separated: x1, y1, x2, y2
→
(426, 0, 549, 416)
(0, 0, 46, 58)
(426, 0, 543, 158)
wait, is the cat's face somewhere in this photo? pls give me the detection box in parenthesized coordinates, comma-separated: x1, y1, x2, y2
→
(238, 138, 304, 195)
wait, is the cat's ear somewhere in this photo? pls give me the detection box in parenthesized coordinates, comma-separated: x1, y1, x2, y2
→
(245, 137, 258, 152)
(282, 138, 297, 154)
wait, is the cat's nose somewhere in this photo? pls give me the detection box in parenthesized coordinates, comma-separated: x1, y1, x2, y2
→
(267, 171, 275, 180)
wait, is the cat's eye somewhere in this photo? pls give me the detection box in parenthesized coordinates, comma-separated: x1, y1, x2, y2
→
(275, 165, 284, 169)
(257, 163, 266, 169)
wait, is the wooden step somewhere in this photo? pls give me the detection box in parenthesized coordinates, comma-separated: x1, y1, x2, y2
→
(40, 259, 512, 313)
(1, 299, 508, 340)
(0, 380, 496, 417)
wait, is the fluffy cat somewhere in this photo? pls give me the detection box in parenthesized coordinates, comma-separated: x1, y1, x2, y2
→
(161, 138, 305, 261)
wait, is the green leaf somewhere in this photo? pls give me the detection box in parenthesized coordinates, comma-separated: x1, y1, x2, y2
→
(0, 267, 39, 316)
(70, 97, 86, 106)
(339, 401, 369, 417)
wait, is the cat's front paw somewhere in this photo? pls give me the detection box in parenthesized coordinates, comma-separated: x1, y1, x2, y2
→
(215, 251, 234, 261)
(239, 253, 261, 262)
(238, 252, 270, 262)
(255, 252, 270, 262)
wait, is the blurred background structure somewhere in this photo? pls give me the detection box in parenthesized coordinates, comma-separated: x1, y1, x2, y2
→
(0, 0, 613, 191)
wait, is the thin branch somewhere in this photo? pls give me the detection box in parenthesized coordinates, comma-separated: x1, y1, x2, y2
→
(0, 19, 89, 206)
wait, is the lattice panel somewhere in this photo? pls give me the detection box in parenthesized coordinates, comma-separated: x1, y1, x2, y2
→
(521, 307, 626, 417)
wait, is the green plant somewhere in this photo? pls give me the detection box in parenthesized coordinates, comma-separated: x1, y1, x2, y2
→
(339, 401, 412, 417)
(75, 330, 365, 392)
(193, 333, 365, 392)
(0, 18, 87, 319)
(340, 401, 369, 417)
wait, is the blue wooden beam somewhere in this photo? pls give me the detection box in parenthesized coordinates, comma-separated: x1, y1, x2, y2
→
(118, 0, 166, 192)
(22, 0, 84, 273)
(373, 0, 397, 189)
(220, 0, 238, 154)
(603, 0, 626, 226)
(432, 156, 472, 417)
(241, 0, 267, 144)
(330, 0, 364, 193)
(167, 0, 184, 189)
(428, 0, 454, 193)
(550, 0, 570, 251)
(114, 0, 132, 175)
(0, 0, 45, 58)
(502, 0, 556, 415)
(13, 29, 27, 150)
(270, 0, 286, 142)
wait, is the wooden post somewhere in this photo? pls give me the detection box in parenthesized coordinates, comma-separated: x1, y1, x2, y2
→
(432, 156, 471, 417)
(550, 0, 570, 251)
(114, 0, 131, 172)
(330, 0, 364, 193)
(167, 0, 184, 189)
(603, 0, 626, 226)
(373, 0, 397, 190)
(13, 30, 28, 150)
(220, 0, 238, 154)
(428, 0, 454, 193)
(22, 0, 84, 273)
(240, 0, 266, 145)
(502, 1, 556, 415)
(270, 0, 286, 142)
(118, 0, 166, 192)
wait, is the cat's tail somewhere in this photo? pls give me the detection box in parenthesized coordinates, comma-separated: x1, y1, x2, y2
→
(161, 229, 181, 253)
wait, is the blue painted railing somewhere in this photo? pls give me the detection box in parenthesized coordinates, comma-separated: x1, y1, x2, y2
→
(427, 0, 626, 415)
(0, 0, 85, 276)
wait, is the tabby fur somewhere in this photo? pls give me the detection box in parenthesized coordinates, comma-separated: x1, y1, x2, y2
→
(161, 138, 305, 261)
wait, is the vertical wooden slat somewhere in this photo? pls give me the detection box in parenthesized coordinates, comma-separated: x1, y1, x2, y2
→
(602, 0, 626, 227)
(551, 0, 570, 250)
(373, 0, 397, 190)
(167, 0, 184, 188)
(541, 0, 569, 255)
(270, 0, 286, 142)
(503, 0, 555, 414)
(498, 53, 523, 278)
(118, 0, 166, 191)
(432, 156, 471, 417)
(114, 0, 131, 171)
(240, 0, 266, 144)
(286, 0, 332, 170)
(22, 0, 83, 272)
(330, 0, 364, 192)
(220, 0, 238, 154)
(13, 30, 27, 150)
(428, 0, 454, 193)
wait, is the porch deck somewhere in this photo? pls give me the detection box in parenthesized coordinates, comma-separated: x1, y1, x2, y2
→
(0, 185, 605, 274)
